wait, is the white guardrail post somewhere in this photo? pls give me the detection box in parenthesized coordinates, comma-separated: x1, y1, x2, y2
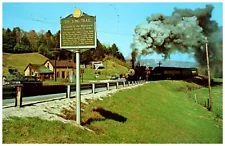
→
(92, 83, 95, 94)
(107, 82, 110, 90)
(67, 85, 71, 98)
(123, 81, 125, 87)
(116, 82, 119, 89)
(15, 86, 22, 108)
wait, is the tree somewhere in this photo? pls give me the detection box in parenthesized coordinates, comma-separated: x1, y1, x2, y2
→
(27, 30, 38, 52)
(109, 43, 119, 56)
(3, 28, 16, 53)
(20, 34, 32, 52)
(80, 49, 93, 64)
(53, 30, 60, 48)
(13, 43, 22, 52)
(38, 44, 49, 56)
(45, 30, 55, 49)
(116, 52, 125, 61)
(94, 40, 105, 60)
(12, 27, 23, 44)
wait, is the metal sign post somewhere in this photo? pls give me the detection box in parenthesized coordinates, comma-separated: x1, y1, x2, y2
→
(75, 50, 81, 125)
(60, 8, 96, 125)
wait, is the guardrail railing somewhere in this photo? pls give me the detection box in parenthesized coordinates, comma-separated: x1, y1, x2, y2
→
(3, 80, 145, 108)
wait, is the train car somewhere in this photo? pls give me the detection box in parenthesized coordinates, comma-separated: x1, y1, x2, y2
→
(180, 68, 198, 78)
(151, 67, 198, 80)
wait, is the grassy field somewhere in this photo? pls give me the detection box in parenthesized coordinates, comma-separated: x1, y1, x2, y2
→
(189, 85, 223, 118)
(2, 80, 222, 143)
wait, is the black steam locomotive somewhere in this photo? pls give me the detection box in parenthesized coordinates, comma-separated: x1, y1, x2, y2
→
(127, 66, 198, 81)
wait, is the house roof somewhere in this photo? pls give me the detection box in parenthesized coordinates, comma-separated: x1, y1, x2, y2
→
(24, 63, 41, 72)
(24, 63, 53, 74)
(45, 60, 75, 68)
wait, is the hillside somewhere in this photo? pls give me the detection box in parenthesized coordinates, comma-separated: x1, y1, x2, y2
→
(3, 53, 49, 77)
(2, 53, 129, 80)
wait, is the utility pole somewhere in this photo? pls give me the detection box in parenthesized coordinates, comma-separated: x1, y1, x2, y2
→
(106, 58, 107, 79)
(53, 48, 58, 82)
(205, 37, 212, 111)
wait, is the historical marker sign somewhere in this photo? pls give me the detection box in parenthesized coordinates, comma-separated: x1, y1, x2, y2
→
(60, 12, 96, 49)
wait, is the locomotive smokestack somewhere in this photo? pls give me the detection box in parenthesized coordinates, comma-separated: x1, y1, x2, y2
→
(131, 48, 138, 69)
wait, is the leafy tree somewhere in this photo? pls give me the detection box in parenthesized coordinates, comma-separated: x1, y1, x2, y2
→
(27, 30, 38, 52)
(58, 49, 72, 60)
(20, 34, 32, 52)
(80, 49, 93, 64)
(38, 44, 49, 56)
(2, 27, 128, 67)
(13, 43, 22, 52)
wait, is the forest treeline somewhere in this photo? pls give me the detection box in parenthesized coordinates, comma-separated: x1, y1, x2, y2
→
(2, 27, 126, 64)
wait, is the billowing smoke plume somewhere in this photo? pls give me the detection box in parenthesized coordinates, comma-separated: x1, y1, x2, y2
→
(131, 5, 222, 77)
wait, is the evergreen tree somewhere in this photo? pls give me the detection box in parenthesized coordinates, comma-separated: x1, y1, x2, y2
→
(54, 30, 60, 48)
(111, 43, 119, 56)
(45, 30, 55, 49)
(3, 28, 16, 52)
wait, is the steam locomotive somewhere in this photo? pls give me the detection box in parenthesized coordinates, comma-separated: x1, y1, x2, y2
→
(127, 66, 198, 81)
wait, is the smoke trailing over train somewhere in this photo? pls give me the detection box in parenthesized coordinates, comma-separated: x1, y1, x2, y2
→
(131, 5, 222, 77)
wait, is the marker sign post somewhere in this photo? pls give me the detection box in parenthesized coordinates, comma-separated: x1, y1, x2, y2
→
(60, 9, 96, 125)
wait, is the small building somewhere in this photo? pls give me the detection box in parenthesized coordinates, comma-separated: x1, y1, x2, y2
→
(24, 63, 54, 80)
(91, 61, 104, 69)
(43, 59, 75, 79)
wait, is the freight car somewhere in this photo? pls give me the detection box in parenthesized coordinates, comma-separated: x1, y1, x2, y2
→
(151, 67, 198, 80)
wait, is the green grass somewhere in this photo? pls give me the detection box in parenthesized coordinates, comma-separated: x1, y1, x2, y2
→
(3, 80, 222, 143)
(189, 85, 223, 118)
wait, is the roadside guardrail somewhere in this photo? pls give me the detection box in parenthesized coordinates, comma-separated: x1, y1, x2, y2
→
(3, 80, 145, 108)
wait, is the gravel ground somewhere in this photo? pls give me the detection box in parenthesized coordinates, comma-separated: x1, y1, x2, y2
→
(2, 83, 144, 123)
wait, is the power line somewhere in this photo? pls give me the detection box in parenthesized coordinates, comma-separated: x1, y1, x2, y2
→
(3, 7, 134, 37)
(3, 8, 56, 26)
(97, 30, 133, 36)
